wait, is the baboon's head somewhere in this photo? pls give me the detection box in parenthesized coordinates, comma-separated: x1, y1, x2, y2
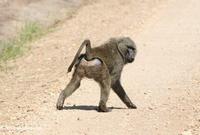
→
(117, 37, 137, 64)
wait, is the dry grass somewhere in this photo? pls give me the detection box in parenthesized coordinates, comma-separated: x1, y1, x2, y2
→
(0, 22, 46, 68)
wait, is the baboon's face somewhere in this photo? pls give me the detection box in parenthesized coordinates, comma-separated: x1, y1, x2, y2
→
(117, 37, 137, 64)
(126, 47, 136, 63)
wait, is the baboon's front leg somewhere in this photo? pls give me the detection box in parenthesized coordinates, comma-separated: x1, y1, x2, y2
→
(56, 73, 81, 110)
(112, 80, 137, 109)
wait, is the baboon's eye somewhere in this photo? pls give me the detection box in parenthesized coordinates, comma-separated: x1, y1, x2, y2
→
(128, 46, 135, 51)
(127, 47, 134, 53)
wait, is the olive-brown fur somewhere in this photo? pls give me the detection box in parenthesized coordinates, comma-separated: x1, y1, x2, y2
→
(56, 37, 137, 112)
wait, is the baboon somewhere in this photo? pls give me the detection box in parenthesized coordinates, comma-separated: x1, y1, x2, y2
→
(56, 37, 137, 112)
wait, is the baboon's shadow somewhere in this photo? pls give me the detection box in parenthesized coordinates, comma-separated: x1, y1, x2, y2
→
(63, 105, 126, 111)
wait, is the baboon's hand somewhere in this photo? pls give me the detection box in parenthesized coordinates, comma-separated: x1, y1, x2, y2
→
(127, 102, 137, 109)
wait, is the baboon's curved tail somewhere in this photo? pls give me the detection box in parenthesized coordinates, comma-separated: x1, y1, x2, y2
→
(67, 39, 91, 73)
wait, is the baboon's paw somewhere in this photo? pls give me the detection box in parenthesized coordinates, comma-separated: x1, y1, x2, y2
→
(56, 102, 63, 110)
(128, 103, 137, 109)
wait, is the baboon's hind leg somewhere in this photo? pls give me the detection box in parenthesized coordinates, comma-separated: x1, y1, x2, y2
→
(56, 72, 82, 110)
(97, 77, 111, 112)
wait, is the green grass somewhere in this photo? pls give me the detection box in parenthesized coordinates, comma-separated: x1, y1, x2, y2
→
(0, 22, 44, 62)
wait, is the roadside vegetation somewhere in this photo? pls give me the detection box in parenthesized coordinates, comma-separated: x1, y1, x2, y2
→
(0, 22, 46, 69)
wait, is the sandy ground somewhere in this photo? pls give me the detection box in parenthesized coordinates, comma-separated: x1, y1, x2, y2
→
(0, 0, 86, 41)
(0, 0, 200, 134)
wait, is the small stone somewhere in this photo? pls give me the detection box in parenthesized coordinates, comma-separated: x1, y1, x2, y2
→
(148, 107, 153, 110)
(77, 117, 80, 121)
(27, 109, 34, 112)
(41, 84, 47, 87)
(0, 100, 5, 103)
(43, 100, 47, 103)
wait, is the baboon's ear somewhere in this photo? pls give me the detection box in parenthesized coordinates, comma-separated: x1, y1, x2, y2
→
(116, 38, 127, 61)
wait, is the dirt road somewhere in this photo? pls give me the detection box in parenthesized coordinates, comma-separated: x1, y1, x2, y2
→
(0, 0, 200, 135)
